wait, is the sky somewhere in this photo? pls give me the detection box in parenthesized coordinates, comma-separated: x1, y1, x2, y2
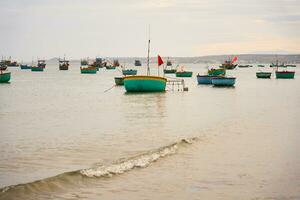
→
(0, 0, 300, 61)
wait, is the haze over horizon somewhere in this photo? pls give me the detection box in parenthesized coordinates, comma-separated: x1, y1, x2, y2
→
(1, 0, 300, 61)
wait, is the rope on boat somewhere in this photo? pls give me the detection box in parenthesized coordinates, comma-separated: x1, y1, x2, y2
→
(104, 84, 116, 93)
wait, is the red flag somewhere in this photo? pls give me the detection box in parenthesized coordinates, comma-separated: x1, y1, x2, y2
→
(157, 55, 164, 66)
(230, 56, 238, 65)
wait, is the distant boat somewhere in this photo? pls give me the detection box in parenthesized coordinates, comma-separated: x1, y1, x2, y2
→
(0, 65, 7, 71)
(123, 36, 167, 92)
(238, 65, 250, 68)
(59, 58, 69, 70)
(275, 71, 295, 79)
(208, 68, 225, 76)
(166, 59, 172, 66)
(197, 75, 219, 84)
(134, 60, 142, 66)
(81, 59, 88, 66)
(256, 72, 271, 79)
(122, 69, 137, 75)
(114, 77, 124, 86)
(1, 58, 18, 67)
(164, 69, 176, 74)
(257, 65, 265, 67)
(220, 56, 238, 70)
(37, 60, 46, 68)
(31, 66, 44, 71)
(106, 65, 116, 70)
(113, 60, 120, 67)
(286, 64, 296, 67)
(176, 71, 193, 77)
(80, 66, 97, 74)
(20, 64, 32, 70)
(94, 57, 104, 68)
(211, 77, 236, 86)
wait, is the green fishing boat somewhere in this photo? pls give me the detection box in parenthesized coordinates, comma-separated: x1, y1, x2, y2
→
(80, 66, 97, 74)
(208, 68, 225, 76)
(286, 64, 296, 67)
(176, 71, 193, 77)
(0, 71, 11, 83)
(114, 77, 124, 86)
(257, 65, 265, 67)
(164, 69, 176, 74)
(123, 35, 167, 93)
(31, 66, 44, 71)
(275, 71, 295, 79)
(124, 75, 166, 92)
(256, 72, 272, 79)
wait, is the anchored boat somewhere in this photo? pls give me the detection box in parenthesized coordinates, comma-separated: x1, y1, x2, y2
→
(208, 68, 225, 76)
(80, 66, 97, 74)
(256, 72, 272, 79)
(220, 56, 238, 70)
(59, 57, 69, 70)
(211, 77, 236, 86)
(123, 38, 167, 93)
(0, 66, 11, 83)
(275, 71, 295, 79)
(197, 75, 219, 84)
(122, 69, 137, 75)
(20, 64, 32, 70)
(134, 60, 142, 66)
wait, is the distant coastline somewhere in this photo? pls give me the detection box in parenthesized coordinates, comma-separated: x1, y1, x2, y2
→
(44, 54, 300, 64)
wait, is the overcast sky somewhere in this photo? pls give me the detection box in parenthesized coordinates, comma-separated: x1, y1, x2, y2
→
(1, 0, 299, 61)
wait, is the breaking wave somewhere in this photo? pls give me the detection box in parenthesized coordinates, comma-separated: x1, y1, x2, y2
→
(0, 137, 198, 196)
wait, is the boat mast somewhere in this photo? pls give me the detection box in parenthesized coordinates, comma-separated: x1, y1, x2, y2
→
(147, 26, 150, 76)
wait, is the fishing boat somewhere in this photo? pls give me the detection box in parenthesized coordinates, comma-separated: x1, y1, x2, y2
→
(286, 64, 296, 67)
(164, 69, 177, 74)
(166, 59, 172, 66)
(113, 60, 120, 67)
(38, 60, 46, 68)
(238, 65, 250, 68)
(208, 68, 225, 76)
(211, 77, 236, 86)
(80, 66, 97, 74)
(81, 59, 88, 66)
(20, 64, 32, 69)
(106, 65, 116, 70)
(256, 72, 272, 79)
(94, 57, 104, 68)
(0, 71, 11, 83)
(257, 65, 265, 67)
(123, 37, 167, 92)
(220, 56, 238, 69)
(197, 75, 219, 84)
(0, 65, 11, 83)
(31, 66, 44, 71)
(176, 71, 193, 77)
(59, 58, 69, 70)
(122, 69, 137, 75)
(275, 71, 295, 79)
(1, 58, 18, 67)
(114, 77, 124, 86)
(134, 60, 142, 66)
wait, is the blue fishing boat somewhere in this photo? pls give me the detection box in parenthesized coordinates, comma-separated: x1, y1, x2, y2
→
(197, 75, 218, 84)
(122, 69, 137, 75)
(211, 77, 236, 86)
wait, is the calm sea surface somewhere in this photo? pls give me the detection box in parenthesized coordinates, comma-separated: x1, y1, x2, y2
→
(0, 62, 299, 199)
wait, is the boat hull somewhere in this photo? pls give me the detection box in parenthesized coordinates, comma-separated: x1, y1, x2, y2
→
(275, 71, 295, 79)
(176, 71, 193, 77)
(212, 77, 236, 86)
(256, 72, 272, 79)
(197, 75, 218, 84)
(81, 69, 97, 74)
(31, 67, 44, 71)
(124, 75, 167, 92)
(114, 77, 124, 85)
(122, 69, 137, 75)
(208, 68, 225, 76)
(220, 64, 237, 70)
